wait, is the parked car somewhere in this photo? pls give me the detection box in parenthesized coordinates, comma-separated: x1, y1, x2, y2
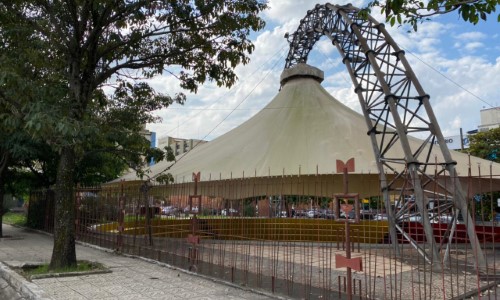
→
(294, 210, 307, 217)
(306, 210, 319, 218)
(400, 214, 421, 222)
(161, 206, 179, 216)
(318, 209, 335, 219)
(373, 213, 388, 221)
(221, 208, 238, 216)
(339, 210, 356, 219)
(183, 206, 198, 213)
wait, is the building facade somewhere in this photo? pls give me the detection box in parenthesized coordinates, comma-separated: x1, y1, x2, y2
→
(478, 107, 500, 132)
(157, 136, 207, 157)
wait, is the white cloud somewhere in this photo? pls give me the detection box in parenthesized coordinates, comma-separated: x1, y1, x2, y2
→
(455, 31, 487, 40)
(453, 37, 485, 54)
(263, 0, 314, 24)
(316, 39, 335, 56)
(389, 21, 448, 54)
(409, 54, 500, 136)
(147, 1, 500, 144)
(464, 41, 484, 52)
(263, 0, 369, 28)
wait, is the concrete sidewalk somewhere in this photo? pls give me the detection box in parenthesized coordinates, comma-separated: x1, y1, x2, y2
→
(0, 224, 280, 300)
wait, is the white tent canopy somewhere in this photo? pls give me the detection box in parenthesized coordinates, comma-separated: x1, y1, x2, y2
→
(118, 64, 500, 183)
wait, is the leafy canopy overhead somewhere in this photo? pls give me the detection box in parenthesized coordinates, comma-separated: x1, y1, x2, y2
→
(1, 0, 268, 269)
(0, 0, 267, 172)
(363, 0, 499, 30)
(1, 0, 267, 93)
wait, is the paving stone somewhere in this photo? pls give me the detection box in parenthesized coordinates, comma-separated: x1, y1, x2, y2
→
(0, 224, 279, 300)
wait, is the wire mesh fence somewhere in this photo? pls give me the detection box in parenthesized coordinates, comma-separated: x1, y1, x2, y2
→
(28, 169, 500, 299)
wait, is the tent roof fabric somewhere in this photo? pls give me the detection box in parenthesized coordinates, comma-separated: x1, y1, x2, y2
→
(118, 64, 500, 182)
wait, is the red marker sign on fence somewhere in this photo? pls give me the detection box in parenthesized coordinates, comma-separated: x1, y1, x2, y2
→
(335, 254, 363, 271)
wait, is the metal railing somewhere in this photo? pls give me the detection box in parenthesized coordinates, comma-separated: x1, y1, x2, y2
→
(29, 169, 499, 299)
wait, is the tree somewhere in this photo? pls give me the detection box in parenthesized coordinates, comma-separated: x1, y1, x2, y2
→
(74, 81, 182, 186)
(363, 0, 500, 30)
(0, 1, 267, 269)
(0, 24, 176, 234)
(0, 21, 53, 237)
(467, 127, 500, 221)
(468, 127, 500, 163)
(0, 147, 10, 238)
(0, 127, 56, 237)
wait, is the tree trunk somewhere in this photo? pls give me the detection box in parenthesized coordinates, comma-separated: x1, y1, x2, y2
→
(49, 146, 77, 269)
(0, 183, 4, 238)
(0, 151, 10, 238)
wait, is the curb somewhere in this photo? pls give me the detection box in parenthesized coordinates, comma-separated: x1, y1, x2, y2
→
(0, 262, 53, 300)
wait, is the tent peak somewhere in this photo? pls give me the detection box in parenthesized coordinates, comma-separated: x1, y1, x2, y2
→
(280, 63, 324, 86)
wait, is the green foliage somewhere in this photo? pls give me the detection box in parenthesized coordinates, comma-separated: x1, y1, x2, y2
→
(464, 128, 500, 221)
(471, 192, 500, 221)
(2, 211, 27, 226)
(3, 135, 59, 188)
(0, 0, 267, 268)
(0, 0, 267, 180)
(369, 196, 385, 209)
(467, 127, 500, 163)
(156, 172, 175, 185)
(243, 202, 257, 217)
(26, 190, 54, 230)
(318, 197, 332, 209)
(363, 0, 499, 31)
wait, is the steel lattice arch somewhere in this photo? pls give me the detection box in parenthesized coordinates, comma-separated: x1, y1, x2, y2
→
(283, 3, 486, 269)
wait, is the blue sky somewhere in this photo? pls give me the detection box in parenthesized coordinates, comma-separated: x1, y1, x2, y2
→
(146, 1, 500, 142)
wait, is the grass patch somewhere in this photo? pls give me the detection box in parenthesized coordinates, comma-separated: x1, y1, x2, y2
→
(18, 260, 110, 280)
(2, 211, 27, 226)
(27, 261, 98, 275)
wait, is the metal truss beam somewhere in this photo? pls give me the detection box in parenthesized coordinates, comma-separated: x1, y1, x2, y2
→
(284, 3, 486, 269)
